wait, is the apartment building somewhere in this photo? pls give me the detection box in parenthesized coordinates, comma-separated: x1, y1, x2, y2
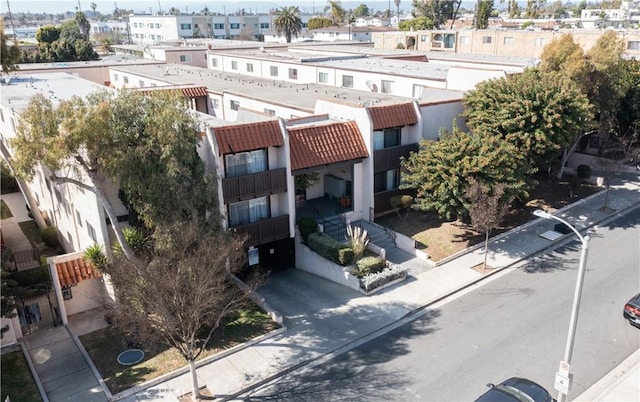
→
(128, 13, 313, 44)
(372, 29, 640, 59)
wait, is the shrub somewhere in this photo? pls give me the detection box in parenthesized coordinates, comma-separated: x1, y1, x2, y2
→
(360, 265, 409, 292)
(577, 164, 592, 179)
(40, 226, 59, 248)
(338, 248, 354, 266)
(390, 195, 413, 210)
(352, 256, 386, 278)
(307, 232, 353, 266)
(297, 217, 318, 242)
(83, 244, 109, 271)
(345, 225, 368, 261)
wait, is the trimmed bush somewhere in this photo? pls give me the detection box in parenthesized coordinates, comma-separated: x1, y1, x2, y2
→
(390, 195, 413, 210)
(337, 248, 354, 266)
(297, 217, 318, 242)
(40, 226, 59, 248)
(352, 256, 386, 278)
(577, 164, 592, 179)
(307, 232, 353, 266)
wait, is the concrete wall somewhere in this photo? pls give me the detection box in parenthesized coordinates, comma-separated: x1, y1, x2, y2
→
(63, 278, 108, 316)
(294, 237, 361, 292)
(0, 316, 23, 347)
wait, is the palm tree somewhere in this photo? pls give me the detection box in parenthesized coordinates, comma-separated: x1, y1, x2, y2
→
(327, 1, 345, 25)
(394, 0, 401, 16)
(273, 6, 302, 43)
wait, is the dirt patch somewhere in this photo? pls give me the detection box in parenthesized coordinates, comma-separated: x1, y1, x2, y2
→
(376, 176, 601, 263)
(471, 263, 496, 275)
(178, 386, 215, 401)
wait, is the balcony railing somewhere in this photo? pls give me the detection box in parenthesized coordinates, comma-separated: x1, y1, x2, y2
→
(373, 143, 419, 172)
(232, 214, 290, 247)
(222, 168, 287, 204)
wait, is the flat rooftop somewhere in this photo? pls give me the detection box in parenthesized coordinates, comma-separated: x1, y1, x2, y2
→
(0, 73, 111, 112)
(15, 55, 163, 72)
(109, 63, 465, 112)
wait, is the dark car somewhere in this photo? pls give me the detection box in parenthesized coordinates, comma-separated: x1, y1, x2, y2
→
(623, 293, 640, 327)
(474, 377, 554, 402)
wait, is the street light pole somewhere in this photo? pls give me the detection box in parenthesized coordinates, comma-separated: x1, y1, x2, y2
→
(533, 210, 590, 402)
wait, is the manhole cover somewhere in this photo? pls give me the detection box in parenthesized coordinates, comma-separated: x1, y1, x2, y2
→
(117, 349, 144, 365)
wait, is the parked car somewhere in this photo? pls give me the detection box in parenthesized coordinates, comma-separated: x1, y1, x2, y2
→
(474, 377, 554, 402)
(623, 293, 640, 327)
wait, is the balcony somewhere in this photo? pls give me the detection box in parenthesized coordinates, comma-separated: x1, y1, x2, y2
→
(222, 168, 287, 204)
(232, 214, 290, 247)
(373, 143, 419, 172)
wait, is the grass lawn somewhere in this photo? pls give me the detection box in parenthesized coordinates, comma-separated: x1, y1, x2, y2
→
(0, 199, 12, 219)
(1, 350, 43, 402)
(377, 176, 602, 262)
(80, 304, 279, 394)
(18, 221, 42, 245)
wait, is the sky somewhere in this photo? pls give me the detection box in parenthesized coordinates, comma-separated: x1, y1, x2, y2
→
(2, 0, 483, 16)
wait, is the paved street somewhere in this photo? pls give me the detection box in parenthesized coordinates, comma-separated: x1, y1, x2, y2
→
(239, 208, 640, 401)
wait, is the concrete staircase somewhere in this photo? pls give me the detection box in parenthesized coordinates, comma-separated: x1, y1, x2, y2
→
(354, 220, 396, 250)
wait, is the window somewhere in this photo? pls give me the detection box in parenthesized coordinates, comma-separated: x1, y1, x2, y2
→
(535, 37, 546, 46)
(374, 170, 400, 193)
(87, 222, 97, 242)
(123, 76, 129, 84)
(288, 68, 298, 79)
(148, 23, 153, 28)
(0, 108, 3, 122)
(318, 72, 329, 83)
(247, 63, 254, 73)
(76, 210, 82, 226)
(628, 41, 640, 50)
(482, 36, 492, 44)
(264, 108, 276, 116)
(180, 23, 192, 30)
(421, 35, 428, 42)
(139, 80, 144, 86)
(230, 23, 240, 29)
(270, 66, 278, 77)
(381, 80, 393, 93)
(214, 23, 225, 29)
(179, 54, 192, 62)
(503, 37, 514, 45)
(113, 73, 118, 81)
(228, 197, 269, 227)
(212, 99, 220, 108)
(230, 100, 240, 111)
(342, 75, 353, 88)
(211, 58, 218, 67)
(150, 35, 155, 40)
(133, 22, 138, 28)
(155, 23, 161, 28)
(260, 23, 269, 29)
(225, 149, 267, 177)
(373, 128, 401, 150)
(231, 61, 238, 70)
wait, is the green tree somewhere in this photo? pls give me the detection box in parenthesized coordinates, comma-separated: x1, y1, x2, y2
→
(615, 59, 640, 150)
(1, 19, 21, 73)
(401, 128, 529, 220)
(508, 0, 521, 18)
(412, 0, 462, 29)
(463, 68, 592, 174)
(36, 25, 61, 44)
(353, 3, 370, 17)
(474, 0, 494, 29)
(539, 33, 589, 90)
(399, 16, 435, 30)
(10, 90, 216, 268)
(75, 11, 91, 39)
(273, 6, 302, 43)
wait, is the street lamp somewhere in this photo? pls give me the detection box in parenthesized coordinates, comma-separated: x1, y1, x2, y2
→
(533, 210, 590, 402)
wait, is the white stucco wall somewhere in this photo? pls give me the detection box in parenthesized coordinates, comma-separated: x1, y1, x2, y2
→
(63, 278, 108, 316)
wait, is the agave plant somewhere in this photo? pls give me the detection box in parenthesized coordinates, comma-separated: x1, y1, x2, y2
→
(346, 224, 369, 261)
(83, 243, 109, 271)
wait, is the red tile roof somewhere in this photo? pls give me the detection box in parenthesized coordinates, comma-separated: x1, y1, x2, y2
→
(137, 85, 209, 98)
(369, 103, 418, 131)
(213, 120, 284, 154)
(288, 121, 369, 171)
(56, 258, 102, 288)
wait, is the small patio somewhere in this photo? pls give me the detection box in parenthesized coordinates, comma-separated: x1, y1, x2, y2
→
(296, 195, 352, 221)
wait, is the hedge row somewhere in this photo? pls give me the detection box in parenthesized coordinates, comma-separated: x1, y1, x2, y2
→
(360, 265, 409, 292)
(307, 232, 353, 266)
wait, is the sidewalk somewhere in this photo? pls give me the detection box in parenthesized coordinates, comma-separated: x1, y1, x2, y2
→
(117, 177, 640, 401)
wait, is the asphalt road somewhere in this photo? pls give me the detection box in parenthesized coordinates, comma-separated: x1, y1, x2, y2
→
(239, 207, 640, 401)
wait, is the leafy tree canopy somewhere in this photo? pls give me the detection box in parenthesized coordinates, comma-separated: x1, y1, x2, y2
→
(353, 4, 370, 17)
(463, 68, 592, 172)
(0, 19, 21, 73)
(411, 0, 462, 29)
(401, 128, 530, 220)
(399, 16, 435, 30)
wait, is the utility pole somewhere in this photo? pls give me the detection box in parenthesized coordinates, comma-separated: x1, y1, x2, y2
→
(5, 0, 16, 42)
(157, 0, 162, 14)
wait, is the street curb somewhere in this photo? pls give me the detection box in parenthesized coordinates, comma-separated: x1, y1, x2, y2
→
(573, 349, 640, 402)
